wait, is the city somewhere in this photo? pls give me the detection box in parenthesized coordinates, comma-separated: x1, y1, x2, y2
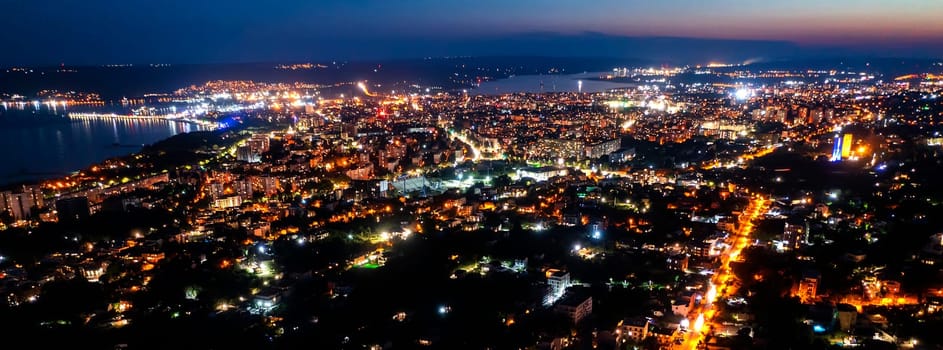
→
(2, 1, 943, 349)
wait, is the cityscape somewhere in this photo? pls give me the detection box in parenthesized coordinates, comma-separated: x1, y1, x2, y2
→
(2, 1, 943, 350)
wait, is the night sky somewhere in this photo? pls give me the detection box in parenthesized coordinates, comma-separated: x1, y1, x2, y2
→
(3, 0, 942, 65)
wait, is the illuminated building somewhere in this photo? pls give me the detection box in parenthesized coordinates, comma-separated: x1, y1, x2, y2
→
(80, 263, 106, 283)
(518, 166, 568, 183)
(617, 317, 651, 342)
(797, 272, 820, 303)
(529, 139, 583, 160)
(831, 135, 843, 161)
(544, 269, 570, 305)
(554, 289, 592, 323)
(584, 138, 621, 159)
(1, 191, 34, 221)
(781, 220, 807, 250)
(213, 196, 243, 209)
(251, 288, 281, 314)
(247, 134, 271, 154)
(841, 133, 853, 159)
(237, 146, 262, 163)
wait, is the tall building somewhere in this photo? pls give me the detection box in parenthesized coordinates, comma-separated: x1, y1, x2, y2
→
(544, 269, 571, 305)
(237, 146, 262, 163)
(247, 134, 271, 155)
(782, 220, 807, 250)
(23, 185, 44, 208)
(841, 133, 853, 159)
(831, 134, 844, 161)
(1, 191, 34, 221)
(797, 271, 820, 303)
(234, 179, 254, 199)
(56, 197, 91, 224)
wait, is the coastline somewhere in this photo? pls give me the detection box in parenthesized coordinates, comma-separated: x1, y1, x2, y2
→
(0, 117, 213, 189)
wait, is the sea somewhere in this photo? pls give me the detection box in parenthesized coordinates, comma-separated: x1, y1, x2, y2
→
(0, 104, 210, 186)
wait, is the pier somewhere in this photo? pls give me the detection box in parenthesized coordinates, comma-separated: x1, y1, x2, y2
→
(67, 112, 218, 128)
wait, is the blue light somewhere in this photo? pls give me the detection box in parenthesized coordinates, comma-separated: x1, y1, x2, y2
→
(813, 324, 826, 333)
(592, 231, 602, 240)
(830, 135, 843, 162)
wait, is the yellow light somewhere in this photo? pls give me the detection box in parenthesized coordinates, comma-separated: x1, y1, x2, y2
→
(706, 284, 717, 304)
(694, 313, 705, 332)
(841, 134, 853, 159)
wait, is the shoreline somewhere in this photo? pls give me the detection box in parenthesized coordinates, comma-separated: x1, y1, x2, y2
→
(0, 123, 209, 190)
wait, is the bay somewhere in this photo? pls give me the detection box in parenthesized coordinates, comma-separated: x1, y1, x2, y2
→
(0, 105, 210, 186)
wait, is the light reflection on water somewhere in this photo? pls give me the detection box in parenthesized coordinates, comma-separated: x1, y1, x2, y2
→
(0, 105, 209, 185)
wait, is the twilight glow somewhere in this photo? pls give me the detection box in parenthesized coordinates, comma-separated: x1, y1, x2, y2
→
(2, 0, 941, 64)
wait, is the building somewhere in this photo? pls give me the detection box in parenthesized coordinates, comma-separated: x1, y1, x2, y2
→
(617, 317, 650, 343)
(585, 139, 621, 159)
(80, 262, 106, 283)
(610, 148, 636, 163)
(260, 177, 281, 197)
(234, 179, 254, 199)
(831, 134, 843, 161)
(518, 166, 568, 183)
(529, 139, 583, 160)
(797, 271, 820, 303)
(56, 196, 91, 224)
(213, 196, 243, 209)
(237, 146, 262, 163)
(666, 253, 689, 271)
(841, 133, 853, 159)
(544, 269, 571, 305)
(831, 133, 854, 161)
(1, 191, 34, 221)
(555, 289, 592, 323)
(247, 134, 271, 154)
(781, 219, 807, 251)
(251, 287, 282, 314)
(836, 303, 857, 331)
(671, 296, 693, 316)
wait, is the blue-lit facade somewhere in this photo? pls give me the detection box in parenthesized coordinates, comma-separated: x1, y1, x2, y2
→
(830, 135, 843, 161)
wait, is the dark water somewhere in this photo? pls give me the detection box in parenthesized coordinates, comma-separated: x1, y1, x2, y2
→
(0, 106, 210, 186)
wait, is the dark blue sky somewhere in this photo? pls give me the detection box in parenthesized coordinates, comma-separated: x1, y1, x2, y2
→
(3, 0, 942, 65)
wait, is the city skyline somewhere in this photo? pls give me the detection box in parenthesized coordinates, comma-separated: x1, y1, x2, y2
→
(2, 0, 943, 65)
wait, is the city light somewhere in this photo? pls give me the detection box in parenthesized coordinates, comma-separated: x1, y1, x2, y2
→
(3, 12, 939, 346)
(694, 313, 705, 332)
(735, 88, 752, 100)
(706, 284, 717, 304)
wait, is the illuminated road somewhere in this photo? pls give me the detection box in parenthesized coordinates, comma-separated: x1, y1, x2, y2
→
(449, 130, 482, 162)
(357, 82, 377, 97)
(702, 145, 779, 170)
(679, 196, 769, 350)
